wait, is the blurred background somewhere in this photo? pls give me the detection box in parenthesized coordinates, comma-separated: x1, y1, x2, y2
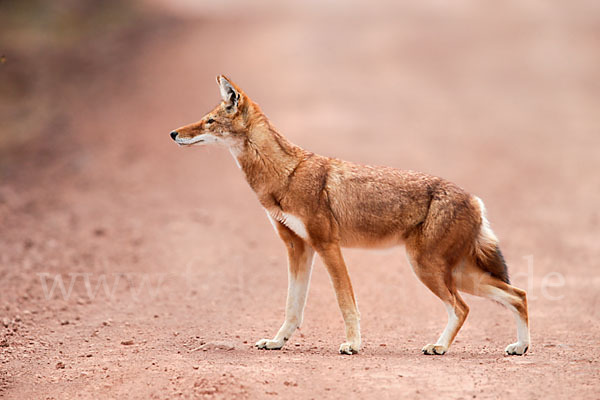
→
(1, 0, 599, 398)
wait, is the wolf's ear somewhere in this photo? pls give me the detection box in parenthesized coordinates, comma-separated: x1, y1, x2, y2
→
(216, 75, 240, 111)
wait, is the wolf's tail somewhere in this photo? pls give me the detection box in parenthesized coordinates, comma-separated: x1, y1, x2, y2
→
(471, 196, 510, 284)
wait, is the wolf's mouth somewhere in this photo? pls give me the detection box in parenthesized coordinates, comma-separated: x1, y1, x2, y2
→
(176, 137, 205, 146)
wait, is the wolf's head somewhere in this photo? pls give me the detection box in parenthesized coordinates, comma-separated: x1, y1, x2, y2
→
(170, 75, 250, 149)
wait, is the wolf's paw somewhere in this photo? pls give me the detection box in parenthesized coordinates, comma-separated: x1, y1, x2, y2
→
(422, 344, 447, 355)
(505, 342, 529, 355)
(339, 342, 360, 355)
(255, 338, 285, 350)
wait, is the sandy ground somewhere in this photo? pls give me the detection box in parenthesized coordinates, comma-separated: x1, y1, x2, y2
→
(1, 1, 600, 398)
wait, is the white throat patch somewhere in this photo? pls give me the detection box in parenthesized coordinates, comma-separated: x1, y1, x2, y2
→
(228, 146, 242, 169)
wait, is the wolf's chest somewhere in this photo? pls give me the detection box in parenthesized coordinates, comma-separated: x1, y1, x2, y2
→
(265, 208, 309, 240)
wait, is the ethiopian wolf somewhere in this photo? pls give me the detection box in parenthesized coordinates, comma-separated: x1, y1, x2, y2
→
(169, 76, 530, 356)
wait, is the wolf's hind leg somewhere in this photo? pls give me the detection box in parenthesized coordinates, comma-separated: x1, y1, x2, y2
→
(407, 254, 470, 355)
(454, 262, 530, 355)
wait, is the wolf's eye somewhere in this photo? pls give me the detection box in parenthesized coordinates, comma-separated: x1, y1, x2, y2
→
(206, 118, 215, 124)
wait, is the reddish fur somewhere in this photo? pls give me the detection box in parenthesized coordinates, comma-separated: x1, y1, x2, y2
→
(171, 76, 530, 355)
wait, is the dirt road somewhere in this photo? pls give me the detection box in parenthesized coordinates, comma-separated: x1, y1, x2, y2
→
(1, 1, 599, 398)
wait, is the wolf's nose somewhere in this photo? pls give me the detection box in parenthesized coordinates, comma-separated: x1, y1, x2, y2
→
(170, 131, 178, 141)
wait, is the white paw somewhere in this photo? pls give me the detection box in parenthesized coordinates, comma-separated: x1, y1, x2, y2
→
(422, 344, 447, 355)
(505, 342, 529, 355)
(339, 342, 360, 355)
(255, 338, 285, 350)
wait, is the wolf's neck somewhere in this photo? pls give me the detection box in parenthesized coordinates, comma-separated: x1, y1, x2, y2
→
(234, 120, 304, 205)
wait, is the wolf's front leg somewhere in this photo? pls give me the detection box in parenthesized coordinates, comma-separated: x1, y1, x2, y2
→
(316, 243, 361, 355)
(256, 230, 315, 351)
